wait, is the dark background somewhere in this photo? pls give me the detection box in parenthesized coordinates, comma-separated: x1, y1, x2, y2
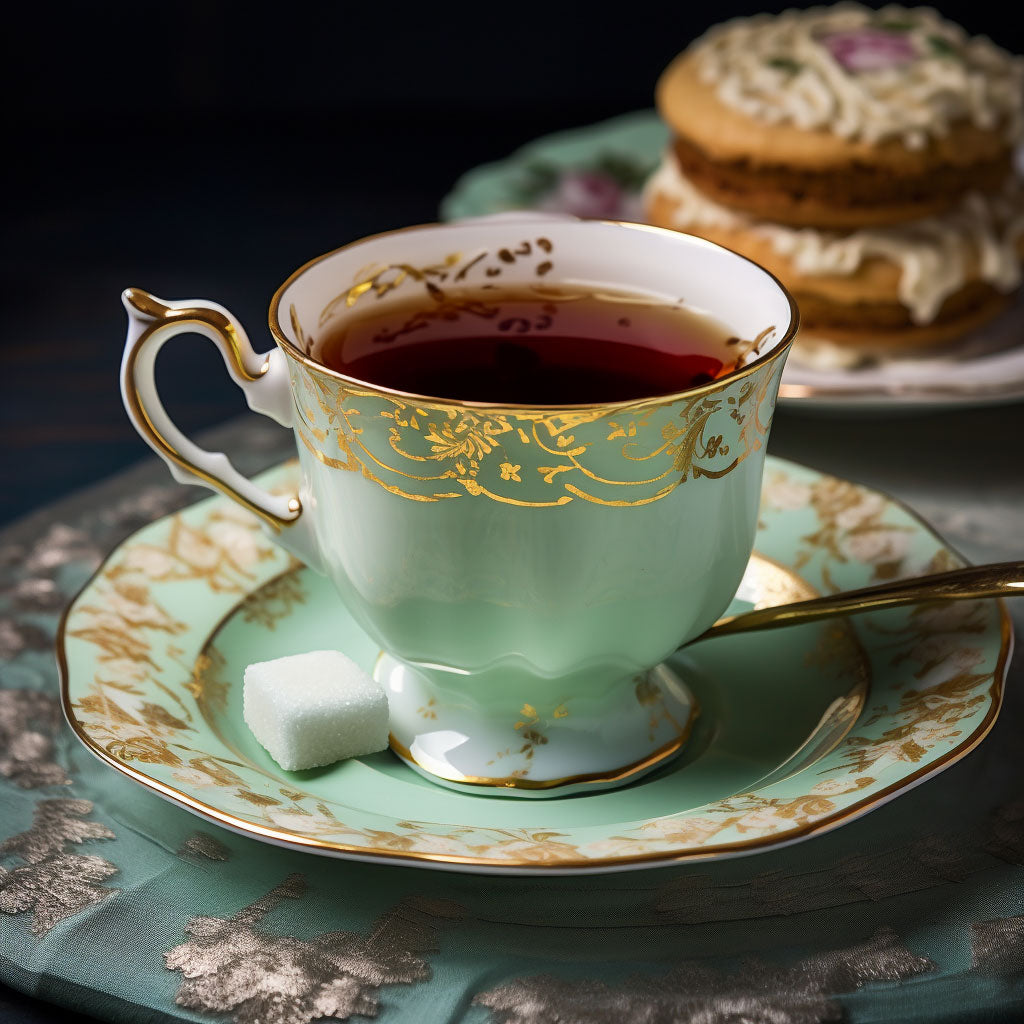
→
(2, 0, 1022, 528)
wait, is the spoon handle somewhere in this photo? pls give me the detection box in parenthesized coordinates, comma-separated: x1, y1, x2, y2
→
(700, 560, 1024, 641)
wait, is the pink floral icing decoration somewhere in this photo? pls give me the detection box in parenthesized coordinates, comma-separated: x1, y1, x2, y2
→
(541, 171, 624, 218)
(820, 28, 918, 73)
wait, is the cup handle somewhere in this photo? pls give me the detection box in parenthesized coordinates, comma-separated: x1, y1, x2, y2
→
(120, 287, 321, 567)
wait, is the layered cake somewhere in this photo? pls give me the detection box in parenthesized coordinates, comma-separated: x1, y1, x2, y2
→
(644, 4, 1024, 360)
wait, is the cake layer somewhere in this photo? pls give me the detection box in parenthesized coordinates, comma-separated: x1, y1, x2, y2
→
(795, 289, 1014, 354)
(644, 157, 1024, 354)
(655, 6, 1024, 229)
(645, 155, 1024, 321)
(671, 133, 1014, 229)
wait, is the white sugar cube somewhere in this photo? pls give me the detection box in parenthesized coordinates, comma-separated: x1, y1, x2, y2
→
(243, 650, 389, 771)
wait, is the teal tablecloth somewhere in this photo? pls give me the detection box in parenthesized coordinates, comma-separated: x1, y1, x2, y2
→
(2, 412, 1024, 1024)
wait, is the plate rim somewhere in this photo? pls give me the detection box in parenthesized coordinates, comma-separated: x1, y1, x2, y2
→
(57, 459, 1014, 874)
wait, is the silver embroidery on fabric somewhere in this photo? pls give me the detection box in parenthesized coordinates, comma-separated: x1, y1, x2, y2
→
(23, 524, 103, 575)
(970, 916, 1024, 975)
(6, 577, 67, 612)
(178, 831, 231, 861)
(0, 689, 70, 788)
(165, 873, 462, 1023)
(0, 619, 51, 659)
(473, 928, 934, 1024)
(0, 798, 118, 934)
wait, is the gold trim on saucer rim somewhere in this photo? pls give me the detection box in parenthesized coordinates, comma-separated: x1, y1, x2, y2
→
(56, 498, 1012, 873)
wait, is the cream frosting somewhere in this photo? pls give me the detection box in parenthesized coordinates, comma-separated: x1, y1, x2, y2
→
(644, 154, 1024, 323)
(694, 3, 1024, 149)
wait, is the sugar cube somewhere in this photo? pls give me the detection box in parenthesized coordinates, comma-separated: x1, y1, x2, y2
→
(242, 650, 389, 771)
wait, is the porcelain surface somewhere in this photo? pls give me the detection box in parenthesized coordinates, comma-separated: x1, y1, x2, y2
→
(120, 216, 796, 791)
(59, 458, 1011, 873)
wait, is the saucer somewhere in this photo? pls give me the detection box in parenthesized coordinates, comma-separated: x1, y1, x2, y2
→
(59, 458, 1011, 874)
(441, 111, 1024, 414)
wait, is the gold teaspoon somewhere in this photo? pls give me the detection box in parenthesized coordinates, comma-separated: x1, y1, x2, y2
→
(699, 560, 1024, 642)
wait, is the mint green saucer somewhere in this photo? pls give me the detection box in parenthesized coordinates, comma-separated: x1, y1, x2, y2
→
(59, 458, 1010, 874)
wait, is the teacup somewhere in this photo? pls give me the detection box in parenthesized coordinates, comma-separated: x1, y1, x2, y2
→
(121, 214, 797, 796)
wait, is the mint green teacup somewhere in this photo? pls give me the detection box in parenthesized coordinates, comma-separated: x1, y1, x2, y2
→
(121, 214, 797, 796)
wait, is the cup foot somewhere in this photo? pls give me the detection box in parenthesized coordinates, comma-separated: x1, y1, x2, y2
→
(375, 656, 699, 799)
